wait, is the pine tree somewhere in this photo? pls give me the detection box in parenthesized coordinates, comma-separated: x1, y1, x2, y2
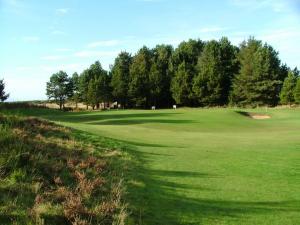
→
(128, 46, 152, 108)
(46, 71, 73, 110)
(280, 71, 297, 105)
(171, 62, 193, 105)
(193, 40, 223, 105)
(294, 78, 300, 104)
(149, 45, 173, 107)
(0, 79, 9, 102)
(111, 52, 132, 108)
(87, 78, 97, 110)
(171, 39, 204, 106)
(230, 38, 282, 106)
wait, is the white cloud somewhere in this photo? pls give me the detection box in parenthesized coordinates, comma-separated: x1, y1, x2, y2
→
(23, 36, 40, 42)
(74, 50, 119, 58)
(56, 8, 69, 14)
(87, 40, 120, 48)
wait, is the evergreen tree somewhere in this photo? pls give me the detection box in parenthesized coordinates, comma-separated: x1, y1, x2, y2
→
(280, 71, 297, 105)
(71, 72, 80, 108)
(219, 37, 239, 104)
(0, 79, 9, 102)
(79, 69, 93, 109)
(230, 38, 282, 106)
(87, 78, 98, 110)
(129, 46, 152, 108)
(193, 38, 238, 106)
(171, 39, 204, 105)
(46, 71, 73, 110)
(171, 62, 193, 105)
(193, 40, 223, 105)
(149, 45, 173, 107)
(111, 52, 132, 108)
(294, 78, 300, 104)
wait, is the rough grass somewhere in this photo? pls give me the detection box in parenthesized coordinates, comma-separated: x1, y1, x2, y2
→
(3, 104, 300, 225)
(0, 110, 129, 225)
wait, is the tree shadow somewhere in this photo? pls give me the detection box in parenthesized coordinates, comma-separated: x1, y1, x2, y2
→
(235, 110, 251, 118)
(111, 137, 300, 225)
(47, 112, 184, 124)
(89, 119, 194, 126)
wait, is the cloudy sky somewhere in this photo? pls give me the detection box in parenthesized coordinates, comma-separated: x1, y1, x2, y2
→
(1, 0, 300, 101)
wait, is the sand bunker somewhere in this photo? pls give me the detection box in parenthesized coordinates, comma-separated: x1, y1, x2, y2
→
(236, 111, 271, 120)
(248, 113, 271, 120)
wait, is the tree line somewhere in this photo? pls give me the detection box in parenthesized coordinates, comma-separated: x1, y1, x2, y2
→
(46, 37, 300, 110)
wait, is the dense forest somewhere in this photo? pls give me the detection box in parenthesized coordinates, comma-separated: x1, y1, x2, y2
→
(45, 37, 300, 110)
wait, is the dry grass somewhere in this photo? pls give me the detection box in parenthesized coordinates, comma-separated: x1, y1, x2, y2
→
(0, 113, 128, 224)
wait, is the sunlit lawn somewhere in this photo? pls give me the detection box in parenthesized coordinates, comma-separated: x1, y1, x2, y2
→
(19, 107, 300, 225)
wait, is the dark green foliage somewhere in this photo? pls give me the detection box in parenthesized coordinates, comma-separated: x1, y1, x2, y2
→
(280, 71, 297, 105)
(219, 37, 240, 103)
(193, 40, 223, 105)
(111, 51, 132, 108)
(149, 45, 174, 107)
(71, 72, 80, 108)
(129, 46, 153, 108)
(46, 71, 73, 110)
(230, 38, 282, 106)
(193, 39, 238, 106)
(294, 78, 300, 104)
(171, 61, 194, 105)
(79, 61, 111, 110)
(171, 39, 204, 106)
(87, 78, 98, 109)
(45, 37, 292, 109)
(79, 69, 93, 108)
(0, 79, 9, 102)
(278, 64, 289, 82)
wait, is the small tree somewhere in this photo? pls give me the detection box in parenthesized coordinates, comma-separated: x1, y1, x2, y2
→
(71, 72, 80, 109)
(280, 71, 297, 105)
(0, 79, 9, 102)
(87, 78, 98, 110)
(46, 71, 73, 110)
(294, 78, 300, 104)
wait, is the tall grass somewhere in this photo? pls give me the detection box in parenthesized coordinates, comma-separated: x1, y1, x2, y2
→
(0, 111, 128, 225)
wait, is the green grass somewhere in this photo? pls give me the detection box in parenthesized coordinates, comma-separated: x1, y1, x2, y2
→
(8, 106, 300, 224)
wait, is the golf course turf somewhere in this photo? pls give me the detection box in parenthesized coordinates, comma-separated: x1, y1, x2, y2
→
(16, 107, 300, 224)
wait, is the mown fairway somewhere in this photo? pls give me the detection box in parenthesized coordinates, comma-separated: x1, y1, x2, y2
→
(20, 107, 300, 224)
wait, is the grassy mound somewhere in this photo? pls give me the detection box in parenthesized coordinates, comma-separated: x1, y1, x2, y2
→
(0, 113, 127, 225)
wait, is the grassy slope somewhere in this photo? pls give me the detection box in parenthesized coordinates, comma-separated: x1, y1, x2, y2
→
(0, 111, 130, 225)
(10, 107, 300, 225)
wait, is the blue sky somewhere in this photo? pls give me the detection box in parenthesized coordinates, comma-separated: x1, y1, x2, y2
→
(1, 0, 300, 101)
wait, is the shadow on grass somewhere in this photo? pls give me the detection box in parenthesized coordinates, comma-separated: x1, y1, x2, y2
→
(13, 108, 300, 224)
(36, 110, 182, 122)
(235, 110, 251, 118)
(89, 119, 194, 126)
(17, 108, 194, 126)
(83, 134, 300, 225)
